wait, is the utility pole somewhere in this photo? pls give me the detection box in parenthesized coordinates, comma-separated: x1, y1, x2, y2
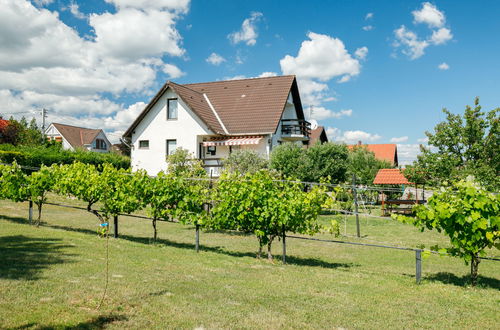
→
(41, 108, 47, 142)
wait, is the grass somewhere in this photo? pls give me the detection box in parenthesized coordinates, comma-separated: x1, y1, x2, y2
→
(0, 197, 499, 329)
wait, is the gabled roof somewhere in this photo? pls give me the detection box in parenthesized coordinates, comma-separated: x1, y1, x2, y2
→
(50, 123, 103, 149)
(310, 126, 328, 144)
(124, 75, 303, 137)
(373, 169, 412, 185)
(348, 143, 398, 166)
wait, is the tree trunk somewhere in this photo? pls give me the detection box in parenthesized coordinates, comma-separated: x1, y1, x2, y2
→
(36, 203, 42, 227)
(470, 253, 480, 286)
(267, 236, 275, 261)
(152, 218, 157, 242)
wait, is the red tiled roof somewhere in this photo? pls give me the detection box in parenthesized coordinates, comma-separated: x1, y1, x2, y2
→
(309, 126, 328, 145)
(52, 123, 102, 149)
(373, 169, 412, 185)
(348, 143, 398, 166)
(124, 75, 304, 137)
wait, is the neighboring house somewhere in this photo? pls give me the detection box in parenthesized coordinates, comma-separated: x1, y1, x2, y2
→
(45, 123, 111, 153)
(124, 75, 311, 175)
(309, 125, 328, 145)
(348, 142, 398, 167)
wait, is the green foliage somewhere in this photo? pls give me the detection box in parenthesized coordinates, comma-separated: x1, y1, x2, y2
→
(0, 144, 130, 170)
(270, 142, 349, 183)
(406, 98, 500, 190)
(209, 169, 332, 259)
(0, 162, 28, 202)
(224, 149, 269, 175)
(347, 146, 392, 185)
(396, 177, 499, 285)
(0, 117, 42, 146)
(23, 165, 57, 226)
(167, 148, 205, 177)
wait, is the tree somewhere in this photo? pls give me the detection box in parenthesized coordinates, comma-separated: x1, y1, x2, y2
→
(269, 143, 306, 180)
(224, 149, 268, 174)
(167, 148, 205, 177)
(23, 164, 56, 226)
(406, 98, 499, 190)
(209, 169, 331, 260)
(397, 177, 499, 286)
(303, 142, 349, 183)
(347, 146, 392, 185)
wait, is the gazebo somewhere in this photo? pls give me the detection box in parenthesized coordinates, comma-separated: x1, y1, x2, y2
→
(373, 169, 423, 215)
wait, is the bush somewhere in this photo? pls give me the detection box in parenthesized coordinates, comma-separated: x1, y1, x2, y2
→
(223, 149, 268, 174)
(0, 144, 130, 170)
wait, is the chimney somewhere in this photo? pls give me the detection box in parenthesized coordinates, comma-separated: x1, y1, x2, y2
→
(357, 140, 362, 145)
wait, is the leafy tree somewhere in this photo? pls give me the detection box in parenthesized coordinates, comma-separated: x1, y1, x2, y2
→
(167, 147, 205, 177)
(406, 98, 499, 190)
(303, 142, 349, 183)
(397, 177, 499, 286)
(269, 143, 306, 180)
(209, 169, 331, 260)
(224, 149, 268, 174)
(347, 146, 392, 185)
(23, 164, 57, 226)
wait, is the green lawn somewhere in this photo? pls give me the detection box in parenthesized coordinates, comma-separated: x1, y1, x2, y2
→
(0, 197, 499, 329)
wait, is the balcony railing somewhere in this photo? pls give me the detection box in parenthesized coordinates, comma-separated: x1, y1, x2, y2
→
(281, 119, 311, 140)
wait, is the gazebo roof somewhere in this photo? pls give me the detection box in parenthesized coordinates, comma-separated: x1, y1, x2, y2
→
(373, 169, 412, 185)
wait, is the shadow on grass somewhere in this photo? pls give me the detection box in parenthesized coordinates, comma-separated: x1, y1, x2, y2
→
(425, 272, 500, 290)
(9, 314, 127, 330)
(0, 235, 75, 281)
(0, 214, 29, 225)
(42, 223, 354, 269)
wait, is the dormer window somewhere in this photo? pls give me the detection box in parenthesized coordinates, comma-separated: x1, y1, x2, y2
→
(167, 98, 178, 120)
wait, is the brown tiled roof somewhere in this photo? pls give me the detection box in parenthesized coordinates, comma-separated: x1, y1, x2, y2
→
(124, 75, 303, 137)
(52, 123, 102, 149)
(373, 169, 412, 185)
(309, 126, 328, 144)
(348, 143, 398, 166)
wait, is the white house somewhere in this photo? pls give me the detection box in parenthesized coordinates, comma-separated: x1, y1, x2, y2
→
(123, 75, 311, 175)
(45, 123, 111, 153)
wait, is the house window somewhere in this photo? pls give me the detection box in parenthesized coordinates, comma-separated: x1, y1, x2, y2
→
(206, 146, 216, 156)
(167, 98, 178, 120)
(95, 139, 107, 150)
(166, 139, 177, 156)
(139, 140, 149, 149)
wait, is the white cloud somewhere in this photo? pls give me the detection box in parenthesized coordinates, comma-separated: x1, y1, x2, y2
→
(68, 1, 86, 19)
(365, 13, 374, 20)
(417, 137, 429, 143)
(412, 2, 445, 28)
(307, 108, 352, 121)
(396, 144, 422, 166)
(326, 127, 381, 144)
(280, 32, 361, 82)
(354, 46, 368, 60)
(228, 12, 263, 46)
(393, 25, 429, 59)
(162, 63, 185, 78)
(438, 62, 449, 70)
(206, 52, 226, 66)
(390, 136, 409, 143)
(0, 0, 190, 142)
(394, 3, 452, 60)
(362, 25, 374, 31)
(32, 0, 53, 6)
(258, 71, 277, 77)
(295, 79, 329, 106)
(430, 27, 453, 45)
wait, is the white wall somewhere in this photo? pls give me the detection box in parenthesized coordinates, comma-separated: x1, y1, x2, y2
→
(131, 88, 212, 175)
(45, 125, 73, 151)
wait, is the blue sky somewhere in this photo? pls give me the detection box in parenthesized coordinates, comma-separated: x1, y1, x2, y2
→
(1, 0, 499, 164)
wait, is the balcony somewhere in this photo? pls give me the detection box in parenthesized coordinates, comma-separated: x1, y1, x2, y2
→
(281, 119, 311, 141)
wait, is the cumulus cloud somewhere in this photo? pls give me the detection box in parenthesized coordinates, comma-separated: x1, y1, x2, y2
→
(396, 144, 422, 165)
(306, 108, 352, 121)
(258, 71, 277, 77)
(162, 63, 185, 78)
(68, 1, 86, 19)
(355, 46, 368, 60)
(417, 137, 429, 143)
(438, 62, 450, 70)
(326, 127, 381, 144)
(228, 12, 263, 46)
(0, 0, 189, 141)
(412, 2, 445, 28)
(390, 136, 409, 143)
(393, 3, 452, 60)
(206, 52, 226, 66)
(362, 25, 374, 31)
